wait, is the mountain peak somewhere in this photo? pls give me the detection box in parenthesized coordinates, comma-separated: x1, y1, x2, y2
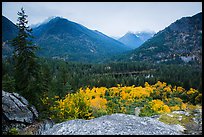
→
(118, 31, 154, 49)
(126, 31, 136, 36)
(31, 16, 65, 28)
(48, 16, 66, 21)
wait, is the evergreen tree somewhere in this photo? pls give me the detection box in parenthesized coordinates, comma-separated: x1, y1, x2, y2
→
(12, 8, 39, 103)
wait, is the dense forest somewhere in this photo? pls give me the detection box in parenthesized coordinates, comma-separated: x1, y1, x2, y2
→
(3, 58, 202, 97)
(2, 8, 202, 124)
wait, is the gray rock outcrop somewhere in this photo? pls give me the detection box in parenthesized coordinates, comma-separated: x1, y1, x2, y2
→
(2, 90, 53, 135)
(42, 113, 183, 135)
(2, 90, 38, 123)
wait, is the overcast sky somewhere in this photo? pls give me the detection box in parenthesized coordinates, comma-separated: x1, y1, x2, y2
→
(2, 2, 202, 37)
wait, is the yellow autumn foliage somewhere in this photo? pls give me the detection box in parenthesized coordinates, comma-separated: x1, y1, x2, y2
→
(90, 97, 107, 110)
(181, 103, 187, 110)
(176, 86, 185, 93)
(187, 88, 198, 95)
(170, 105, 180, 111)
(149, 100, 171, 114)
(46, 81, 201, 122)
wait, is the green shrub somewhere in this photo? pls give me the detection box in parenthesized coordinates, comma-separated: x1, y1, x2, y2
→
(7, 128, 19, 135)
(139, 105, 158, 117)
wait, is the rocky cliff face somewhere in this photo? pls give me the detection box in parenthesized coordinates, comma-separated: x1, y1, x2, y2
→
(2, 90, 54, 135)
(42, 113, 183, 135)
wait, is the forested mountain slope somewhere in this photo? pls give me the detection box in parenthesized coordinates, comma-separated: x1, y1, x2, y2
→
(2, 16, 18, 42)
(31, 17, 130, 62)
(114, 12, 202, 66)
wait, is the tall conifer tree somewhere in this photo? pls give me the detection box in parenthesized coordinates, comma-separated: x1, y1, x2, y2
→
(12, 8, 39, 102)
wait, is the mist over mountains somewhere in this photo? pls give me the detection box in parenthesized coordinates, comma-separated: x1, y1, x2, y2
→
(2, 12, 202, 65)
